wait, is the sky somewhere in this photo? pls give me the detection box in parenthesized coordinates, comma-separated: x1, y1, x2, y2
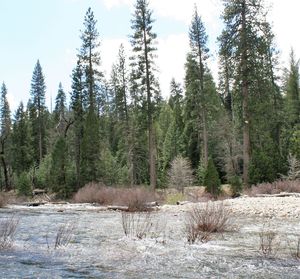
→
(0, 0, 299, 113)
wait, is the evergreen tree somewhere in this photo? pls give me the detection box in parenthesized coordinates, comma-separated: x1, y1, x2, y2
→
(0, 83, 11, 190)
(78, 7, 102, 111)
(53, 82, 67, 123)
(30, 60, 47, 164)
(219, 0, 282, 185)
(189, 6, 210, 166)
(50, 136, 69, 198)
(70, 61, 85, 189)
(11, 102, 33, 175)
(284, 49, 300, 129)
(77, 8, 102, 184)
(204, 158, 221, 197)
(130, 0, 161, 189)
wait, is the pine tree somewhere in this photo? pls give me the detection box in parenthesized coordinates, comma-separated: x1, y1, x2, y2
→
(130, 0, 161, 189)
(204, 158, 221, 197)
(77, 8, 102, 184)
(30, 60, 47, 164)
(189, 5, 210, 166)
(70, 61, 85, 188)
(0, 83, 11, 190)
(78, 7, 102, 111)
(53, 82, 67, 123)
(11, 102, 33, 175)
(285, 49, 300, 128)
(218, 0, 281, 185)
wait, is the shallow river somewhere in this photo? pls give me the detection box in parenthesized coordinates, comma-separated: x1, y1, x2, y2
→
(1, 204, 300, 278)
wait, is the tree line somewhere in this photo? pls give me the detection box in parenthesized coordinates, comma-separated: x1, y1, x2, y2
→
(1, 0, 299, 197)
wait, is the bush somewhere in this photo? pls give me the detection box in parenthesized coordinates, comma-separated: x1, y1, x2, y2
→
(122, 212, 153, 239)
(258, 227, 278, 258)
(249, 180, 300, 196)
(168, 156, 194, 193)
(17, 172, 31, 196)
(73, 183, 156, 211)
(229, 175, 243, 197)
(0, 216, 19, 250)
(185, 202, 230, 244)
(204, 158, 221, 197)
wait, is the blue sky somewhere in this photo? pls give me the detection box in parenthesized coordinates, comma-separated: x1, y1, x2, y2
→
(0, 0, 299, 113)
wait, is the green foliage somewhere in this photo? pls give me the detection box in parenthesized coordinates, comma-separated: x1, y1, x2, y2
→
(34, 154, 52, 189)
(81, 109, 100, 184)
(249, 147, 283, 185)
(203, 158, 221, 197)
(17, 172, 31, 196)
(197, 160, 206, 185)
(228, 175, 242, 196)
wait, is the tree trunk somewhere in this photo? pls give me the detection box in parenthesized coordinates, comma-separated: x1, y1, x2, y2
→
(202, 111, 208, 167)
(0, 140, 10, 191)
(241, 0, 250, 186)
(142, 15, 156, 190)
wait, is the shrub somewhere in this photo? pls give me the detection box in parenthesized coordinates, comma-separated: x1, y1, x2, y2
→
(54, 223, 75, 249)
(73, 183, 156, 211)
(204, 158, 221, 197)
(281, 154, 300, 180)
(249, 180, 300, 196)
(117, 188, 156, 212)
(168, 156, 194, 193)
(228, 175, 243, 197)
(0, 216, 19, 250)
(121, 212, 153, 239)
(288, 236, 300, 260)
(185, 202, 230, 244)
(258, 227, 278, 258)
(0, 193, 7, 208)
(73, 182, 115, 204)
(17, 172, 31, 196)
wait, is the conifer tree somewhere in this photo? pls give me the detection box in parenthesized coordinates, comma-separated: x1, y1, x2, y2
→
(11, 102, 33, 175)
(204, 158, 221, 197)
(70, 61, 85, 188)
(130, 0, 161, 189)
(219, 0, 281, 185)
(285, 49, 300, 128)
(0, 83, 11, 190)
(78, 8, 102, 184)
(30, 60, 47, 164)
(189, 6, 209, 166)
(53, 82, 67, 123)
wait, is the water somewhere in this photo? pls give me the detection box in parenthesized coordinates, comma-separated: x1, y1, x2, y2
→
(1, 205, 300, 278)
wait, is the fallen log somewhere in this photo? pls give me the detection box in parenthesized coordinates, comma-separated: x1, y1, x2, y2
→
(256, 192, 300, 198)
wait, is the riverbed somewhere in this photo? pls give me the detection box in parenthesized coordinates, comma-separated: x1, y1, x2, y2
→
(1, 200, 300, 278)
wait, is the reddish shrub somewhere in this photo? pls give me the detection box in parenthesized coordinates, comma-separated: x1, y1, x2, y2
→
(249, 180, 300, 196)
(73, 183, 156, 211)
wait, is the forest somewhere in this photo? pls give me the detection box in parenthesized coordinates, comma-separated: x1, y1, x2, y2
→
(0, 0, 299, 198)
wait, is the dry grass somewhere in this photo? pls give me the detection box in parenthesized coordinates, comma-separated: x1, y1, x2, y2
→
(248, 180, 300, 196)
(73, 183, 157, 211)
(54, 223, 75, 249)
(122, 212, 153, 239)
(287, 236, 300, 260)
(0, 216, 19, 250)
(185, 202, 231, 244)
(258, 228, 278, 258)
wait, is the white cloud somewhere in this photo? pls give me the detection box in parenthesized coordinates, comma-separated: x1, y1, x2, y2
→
(268, 0, 300, 66)
(157, 34, 189, 97)
(101, 38, 131, 76)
